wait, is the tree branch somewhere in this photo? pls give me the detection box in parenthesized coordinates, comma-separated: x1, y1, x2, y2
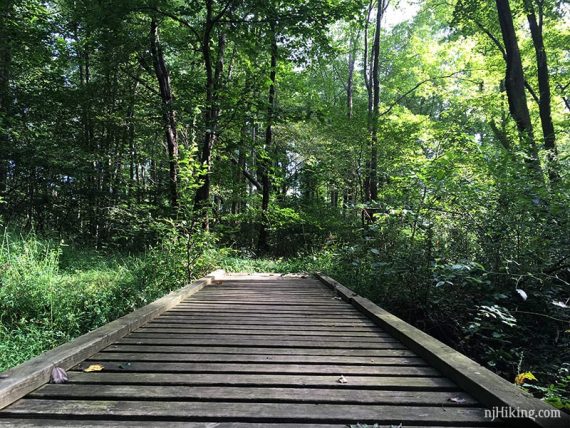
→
(379, 70, 468, 117)
(212, 0, 236, 25)
(473, 19, 506, 59)
(489, 119, 512, 151)
(230, 157, 262, 190)
(140, 6, 201, 41)
(524, 80, 540, 104)
(121, 66, 160, 97)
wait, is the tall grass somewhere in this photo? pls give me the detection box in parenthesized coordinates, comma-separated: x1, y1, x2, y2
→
(0, 229, 218, 371)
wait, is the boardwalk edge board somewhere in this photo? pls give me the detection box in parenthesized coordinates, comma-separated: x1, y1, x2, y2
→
(0, 269, 225, 410)
(314, 273, 569, 428)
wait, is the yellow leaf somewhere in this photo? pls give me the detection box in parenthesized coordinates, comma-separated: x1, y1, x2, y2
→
(515, 371, 537, 385)
(83, 364, 104, 372)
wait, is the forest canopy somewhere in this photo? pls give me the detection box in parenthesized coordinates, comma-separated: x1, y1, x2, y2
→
(0, 0, 569, 410)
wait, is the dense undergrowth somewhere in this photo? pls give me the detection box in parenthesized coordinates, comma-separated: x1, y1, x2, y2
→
(0, 228, 220, 371)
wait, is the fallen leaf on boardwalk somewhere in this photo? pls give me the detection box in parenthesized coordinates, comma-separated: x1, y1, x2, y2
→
(337, 375, 348, 383)
(50, 367, 68, 384)
(83, 364, 104, 372)
(447, 397, 466, 404)
(515, 371, 537, 385)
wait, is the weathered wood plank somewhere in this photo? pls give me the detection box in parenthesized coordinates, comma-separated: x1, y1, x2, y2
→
(0, 421, 350, 428)
(1, 400, 493, 425)
(184, 302, 343, 306)
(173, 308, 359, 315)
(208, 288, 326, 291)
(177, 301, 347, 307)
(103, 344, 416, 357)
(126, 332, 398, 343)
(143, 323, 380, 332)
(0, 270, 225, 410)
(191, 293, 332, 298)
(161, 311, 371, 319)
(89, 352, 425, 365)
(199, 285, 327, 289)
(207, 280, 322, 284)
(190, 290, 330, 293)
(186, 299, 340, 304)
(66, 372, 460, 389)
(174, 305, 351, 311)
(164, 309, 362, 316)
(29, 385, 477, 405)
(74, 361, 439, 376)
(316, 273, 569, 428)
(153, 316, 376, 326)
(117, 337, 406, 349)
(169, 303, 355, 309)
(135, 327, 387, 337)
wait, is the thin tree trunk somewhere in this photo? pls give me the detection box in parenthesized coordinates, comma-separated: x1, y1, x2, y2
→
(80, 41, 99, 244)
(495, 0, 542, 177)
(525, 0, 558, 182)
(347, 30, 358, 119)
(258, 22, 278, 252)
(0, 0, 13, 198)
(194, 13, 215, 214)
(363, 1, 374, 201)
(232, 147, 245, 214)
(150, 18, 179, 209)
(195, 2, 227, 226)
(369, 0, 387, 201)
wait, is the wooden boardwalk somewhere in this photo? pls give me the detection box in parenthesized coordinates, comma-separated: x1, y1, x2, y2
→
(0, 272, 566, 427)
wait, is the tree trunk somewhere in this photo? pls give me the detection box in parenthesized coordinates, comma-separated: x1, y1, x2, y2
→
(195, 1, 227, 226)
(231, 146, 246, 214)
(194, 18, 215, 214)
(369, 0, 386, 202)
(525, 0, 558, 182)
(495, 0, 542, 176)
(346, 31, 357, 119)
(0, 0, 13, 199)
(150, 18, 179, 209)
(362, 1, 374, 201)
(258, 22, 278, 253)
(331, 189, 339, 208)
